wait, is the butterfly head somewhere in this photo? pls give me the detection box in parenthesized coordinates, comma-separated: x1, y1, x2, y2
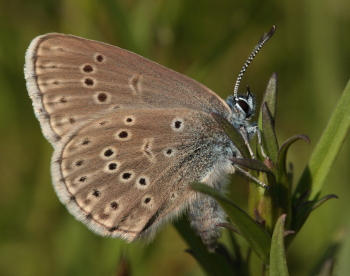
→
(226, 86, 256, 124)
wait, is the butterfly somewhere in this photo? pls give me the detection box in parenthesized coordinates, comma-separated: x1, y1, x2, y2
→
(24, 26, 275, 250)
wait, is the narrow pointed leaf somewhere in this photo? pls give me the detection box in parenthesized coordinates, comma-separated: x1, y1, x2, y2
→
(174, 217, 234, 276)
(230, 157, 274, 175)
(210, 112, 250, 158)
(258, 73, 278, 162)
(262, 102, 279, 162)
(291, 195, 338, 234)
(270, 214, 289, 276)
(226, 229, 249, 276)
(311, 194, 338, 211)
(190, 183, 271, 264)
(295, 79, 350, 200)
(185, 248, 237, 276)
(276, 135, 310, 227)
(217, 223, 242, 236)
(335, 216, 350, 276)
(258, 72, 278, 128)
(277, 134, 310, 191)
(263, 72, 278, 124)
(278, 135, 310, 178)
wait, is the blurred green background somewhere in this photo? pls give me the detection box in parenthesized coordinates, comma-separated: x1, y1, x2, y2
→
(0, 0, 349, 275)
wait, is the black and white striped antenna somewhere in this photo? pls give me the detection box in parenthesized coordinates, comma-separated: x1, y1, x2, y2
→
(233, 26, 276, 98)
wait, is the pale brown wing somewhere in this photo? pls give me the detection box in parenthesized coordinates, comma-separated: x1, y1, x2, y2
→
(52, 108, 234, 241)
(24, 33, 232, 146)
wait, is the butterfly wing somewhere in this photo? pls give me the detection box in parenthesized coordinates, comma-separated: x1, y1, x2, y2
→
(25, 33, 232, 146)
(53, 108, 235, 241)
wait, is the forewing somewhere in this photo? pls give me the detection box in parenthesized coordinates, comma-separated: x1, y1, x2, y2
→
(53, 108, 232, 241)
(24, 33, 231, 146)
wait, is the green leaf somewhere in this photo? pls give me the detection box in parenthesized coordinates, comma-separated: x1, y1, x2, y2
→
(295, 79, 350, 200)
(210, 112, 250, 158)
(261, 102, 279, 163)
(262, 72, 278, 125)
(310, 194, 338, 211)
(258, 73, 278, 161)
(334, 216, 350, 276)
(291, 194, 338, 234)
(277, 134, 310, 190)
(174, 217, 236, 276)
(217, 223, 242, 236)
(270, 214, 289, 276)
(276, 135, 310, 226)
(190, 182, 271, 264)
(230, 157, 274, 175)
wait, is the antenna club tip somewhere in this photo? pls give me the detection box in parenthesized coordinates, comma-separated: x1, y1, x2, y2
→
(269, 25, 277, 35)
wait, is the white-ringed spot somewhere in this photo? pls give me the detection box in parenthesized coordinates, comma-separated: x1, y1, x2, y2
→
(115, 129, 132, 141)
(120, 171, 134, 182)
(93, 92, 111, 104)
(136, 176, 150, 189)
(163, 148, 176, 157)
(103, 161, 120, 173)
(171, 117, 184, 131)
(141, 195, 154, 209)
(81, 64, 94, 73)
(123, 115, 136, 126)
(100, 147, 117, 160)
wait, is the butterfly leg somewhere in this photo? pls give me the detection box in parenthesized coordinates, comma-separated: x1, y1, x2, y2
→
(233, 164, 269, 189)
(239, 125, 256, 159)
(243, 124, 269, 160)
(236, 124, 270, 188)
(254, 126, 269, 159)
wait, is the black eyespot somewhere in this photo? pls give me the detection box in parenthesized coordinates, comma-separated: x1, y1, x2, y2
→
(122, 172, 131, 179)
(104, 149, 114, 157)
(83, 65, 93, 73)
(85, 78, 94, 86)
(238, 100, 250, 114)
(118, 131, 128, 138)
(174, 121, 182, 128)
(139, 178, 146, 185)
(110, 202, 118, 209)
(97, 92, 107, 102)
(108, 163, 117, 170)
(96, 54, 104, 62)
(144, 197, 151, 204)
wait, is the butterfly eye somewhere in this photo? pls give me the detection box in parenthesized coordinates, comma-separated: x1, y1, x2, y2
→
(237, 99, 250, 114)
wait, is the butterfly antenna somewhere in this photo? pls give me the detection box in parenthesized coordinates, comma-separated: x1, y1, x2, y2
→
(233, 26, 276, 98)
